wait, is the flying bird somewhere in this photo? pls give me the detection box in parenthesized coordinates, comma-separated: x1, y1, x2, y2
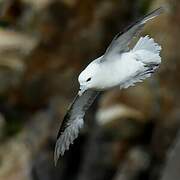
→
(54, 7, 164, 165)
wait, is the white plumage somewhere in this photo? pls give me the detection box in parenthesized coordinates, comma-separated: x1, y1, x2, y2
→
(119, 35, 162, 89)
(54, 7, 165, 165)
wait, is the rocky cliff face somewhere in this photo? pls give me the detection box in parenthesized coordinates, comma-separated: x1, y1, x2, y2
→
(0, 0, 179, 180)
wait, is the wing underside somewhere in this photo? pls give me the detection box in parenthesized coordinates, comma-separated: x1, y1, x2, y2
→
(54, 90, 99, 165)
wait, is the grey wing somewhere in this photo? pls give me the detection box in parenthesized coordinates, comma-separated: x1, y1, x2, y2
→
(54, 90, 99, 165)
(103, 7, 164, 60)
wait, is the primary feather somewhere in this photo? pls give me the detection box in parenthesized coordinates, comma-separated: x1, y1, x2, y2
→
(103, 7, 164, 59)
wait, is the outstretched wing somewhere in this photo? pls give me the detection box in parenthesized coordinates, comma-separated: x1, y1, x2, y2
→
(54, 90, 99, 165)
(103, 7, 164, 59)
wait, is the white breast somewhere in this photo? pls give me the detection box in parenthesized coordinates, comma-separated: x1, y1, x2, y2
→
(94, 52, 144, 90)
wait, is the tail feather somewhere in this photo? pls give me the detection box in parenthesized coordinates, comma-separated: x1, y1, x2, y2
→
(120, 36, 162, 89)
(133, 35, 161, 54)
(132, 36, 162, 65)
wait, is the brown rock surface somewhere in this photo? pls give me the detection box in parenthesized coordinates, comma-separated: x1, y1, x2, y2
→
(0, 0, 179, 180)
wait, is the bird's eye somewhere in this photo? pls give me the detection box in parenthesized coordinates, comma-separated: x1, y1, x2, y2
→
(86, 77, 91, 82)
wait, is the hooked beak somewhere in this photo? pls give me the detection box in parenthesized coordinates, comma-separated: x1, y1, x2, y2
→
(78, 85, 87, 96)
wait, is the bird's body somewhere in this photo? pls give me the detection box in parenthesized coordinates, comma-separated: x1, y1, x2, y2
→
(83, 53, 138, 90)
(54, 7, 165, 165)
(80, 36, 161, 91)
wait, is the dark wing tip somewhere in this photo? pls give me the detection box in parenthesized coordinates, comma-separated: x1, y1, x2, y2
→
(54, 90, 98, 166)
(156, 5, 169, 13)
(146, 5, 169, 19)
(54, 118, 84, 166)
(54, 143, 59, 166)
(142, 6, 166, 24)
(54, 113, 70, 166)
(54, 141, 64, 166)
(152, 6, 165, 15)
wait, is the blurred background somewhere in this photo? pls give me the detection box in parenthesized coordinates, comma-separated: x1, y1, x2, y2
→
(0, 0, 179, 180)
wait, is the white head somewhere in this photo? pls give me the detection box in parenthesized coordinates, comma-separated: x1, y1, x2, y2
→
(78, 62, 99, 96)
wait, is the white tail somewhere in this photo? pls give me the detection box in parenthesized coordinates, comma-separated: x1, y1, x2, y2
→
(132, 36, 162, 65)
(120, 36, 162, 89)
(133, 35, 161, 54)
